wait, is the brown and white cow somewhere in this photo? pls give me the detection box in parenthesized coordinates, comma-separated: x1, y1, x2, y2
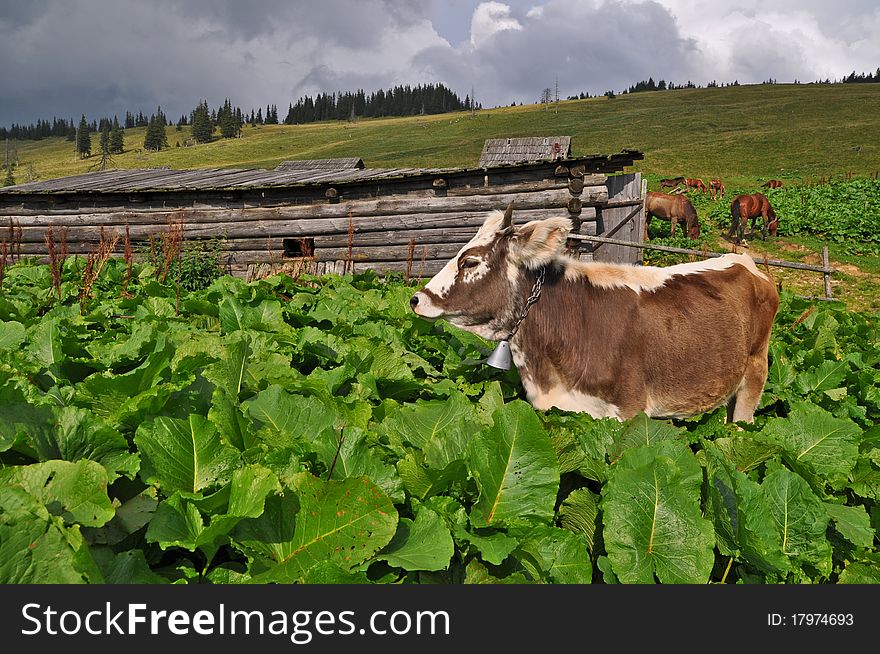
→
(410, 207, 779, 422)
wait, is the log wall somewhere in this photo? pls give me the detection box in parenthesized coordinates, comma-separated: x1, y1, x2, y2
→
(0, 160, 645, 281)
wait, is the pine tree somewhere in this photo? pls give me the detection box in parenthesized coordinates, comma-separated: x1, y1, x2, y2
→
(76, 115, 91, 158)
(143, 107, 169, 151)
(99, 121, 110, 154)
(109, 117, 124, 154)
(3, 164, 14, 187)
(219, 98, 239, 138)
(191, 100, 213, 143)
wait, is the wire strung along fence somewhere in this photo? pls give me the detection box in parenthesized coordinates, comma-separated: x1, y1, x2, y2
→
(567, 233, 836, 300)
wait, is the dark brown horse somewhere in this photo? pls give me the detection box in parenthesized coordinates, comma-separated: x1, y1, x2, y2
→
(659, 176, 685, 189)
(645, 191, 701, 240)
(761, 179, 784, 189)
(728, 193, 778, 243)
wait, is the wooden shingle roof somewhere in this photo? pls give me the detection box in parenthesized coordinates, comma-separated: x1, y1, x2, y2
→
(0, 149, 644, 195)
(479, 136, 572, 167)
(274, 157, 365, 171)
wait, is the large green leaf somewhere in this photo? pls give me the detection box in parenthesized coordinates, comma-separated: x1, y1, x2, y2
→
(147, 465, 281, 561)
(0, 320, 26, 351)
(235, 473, 397, 582)
(607, 413, 682, 462)
(796, 360, 849, 394)
(377, 507, 454, 572)
(558, 488, 600, 553)
(824, 503, 874, 548)
(838, 562, 880, 584)
(27, 318, 63, 375)
(762, 463, 832, 575)
(380, 392, 480, 469)
(0, 486, 103, 583)
(202, 336, 252, 399)
(220, 296, 288, 334)
(602, 441, 715, 584)
(135, 414, 240, 495)
(711, 435, 780, 473)
(312, 427, 404, 503)
(244, 384, 340, 447)
(0, 459, 115, 527)
(25, 406, 139, 482)
(705, 448, 790, 575)
(763, 402, 861, 492)
(511, 525, 592, 583)
(467, 400, 560, 528)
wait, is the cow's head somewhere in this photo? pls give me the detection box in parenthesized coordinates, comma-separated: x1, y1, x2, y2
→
(409, 206, 571, 340)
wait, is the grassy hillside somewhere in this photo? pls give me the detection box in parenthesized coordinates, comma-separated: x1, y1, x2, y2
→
(8, 83, 880, 186)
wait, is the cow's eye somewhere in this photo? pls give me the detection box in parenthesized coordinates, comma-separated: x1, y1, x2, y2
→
(459, 257, 480, 269)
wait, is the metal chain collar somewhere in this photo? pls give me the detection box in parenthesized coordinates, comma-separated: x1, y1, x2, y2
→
(507, 266, 545, 340)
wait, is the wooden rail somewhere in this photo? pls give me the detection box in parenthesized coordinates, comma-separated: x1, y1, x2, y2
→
(568, 234, 835, 299)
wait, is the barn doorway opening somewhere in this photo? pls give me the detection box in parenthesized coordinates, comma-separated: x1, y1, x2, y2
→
(283, 237, 315, 258)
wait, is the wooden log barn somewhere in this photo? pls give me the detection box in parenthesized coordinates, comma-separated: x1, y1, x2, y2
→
(0, 140, 645, 280)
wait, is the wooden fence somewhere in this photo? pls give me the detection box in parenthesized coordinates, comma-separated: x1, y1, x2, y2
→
(568, 233, 836, 299)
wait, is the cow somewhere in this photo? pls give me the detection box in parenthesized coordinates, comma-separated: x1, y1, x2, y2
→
(410, 206, 779, 423)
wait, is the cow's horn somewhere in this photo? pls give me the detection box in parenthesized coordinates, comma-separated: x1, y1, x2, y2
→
(502, 202, 514, 229)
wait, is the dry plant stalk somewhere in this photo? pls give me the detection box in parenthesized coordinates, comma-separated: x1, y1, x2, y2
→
(0, 241, 7, 290)
(6, 219, 22, 263)
(345, 210, 354, 275)
(44, 226, 62, 301)
(160, 222, 183, 283)
(417, 245, 428, 280)
(404, 238, 416, 283)
(79, 226, 120, 313)
(149, 233, 157, 272)
(123, 224, 133, 295)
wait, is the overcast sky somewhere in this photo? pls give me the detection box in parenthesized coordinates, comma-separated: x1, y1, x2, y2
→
(1, 0, 878, 126)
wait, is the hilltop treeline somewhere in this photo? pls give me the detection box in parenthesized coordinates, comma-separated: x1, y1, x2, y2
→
(283, 83, 470, 123)
(0, 83, 470, 142)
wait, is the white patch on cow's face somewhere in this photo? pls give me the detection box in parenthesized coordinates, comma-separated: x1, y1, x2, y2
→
(565, 253, 766, 293)
(421, 210, 504, 301)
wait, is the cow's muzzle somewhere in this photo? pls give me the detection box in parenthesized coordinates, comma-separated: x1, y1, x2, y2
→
(409, 291, 442, 319)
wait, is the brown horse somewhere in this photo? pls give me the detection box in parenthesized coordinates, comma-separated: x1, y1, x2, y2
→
(728, 193, 778, 243)
(645, 191, 701, 240)
(685, 178, 707, 192)
(761, 179, 784, 189)
(660, 176, 685, 189)
(709, 178, 725, 200)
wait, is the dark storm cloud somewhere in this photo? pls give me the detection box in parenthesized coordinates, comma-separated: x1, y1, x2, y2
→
(0, 0, 440, 125)
(1, 1, 877, 127)
(416, 0, 701, 106)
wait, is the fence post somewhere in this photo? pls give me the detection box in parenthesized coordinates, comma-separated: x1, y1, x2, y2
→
(822, 245, 832, 299)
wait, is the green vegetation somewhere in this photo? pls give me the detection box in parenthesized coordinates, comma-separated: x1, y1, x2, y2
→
(10, 83, 880, 184)
(0, 256, 877, 584)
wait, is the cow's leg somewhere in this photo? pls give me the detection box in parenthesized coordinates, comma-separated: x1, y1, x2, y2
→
(644, 213, 652, 240)
(670, 216, 677, 237)
(730, 355, 769, 423)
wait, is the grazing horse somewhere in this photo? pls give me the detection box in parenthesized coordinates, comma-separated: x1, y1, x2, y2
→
(659, 176, 685, 189)
(709, 178, 725, 200)
(409, 206, 779, 423)
(685, 177, 707, 192)
(728, 193, 778, 244)
(761, 179, 784, 189)
(645, 191, 701, 239)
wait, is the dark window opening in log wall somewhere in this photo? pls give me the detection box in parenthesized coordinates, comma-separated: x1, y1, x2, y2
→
(283, 237, 315, 258)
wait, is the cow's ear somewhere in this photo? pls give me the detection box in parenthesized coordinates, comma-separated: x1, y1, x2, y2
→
(511, 218, 571, 268)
